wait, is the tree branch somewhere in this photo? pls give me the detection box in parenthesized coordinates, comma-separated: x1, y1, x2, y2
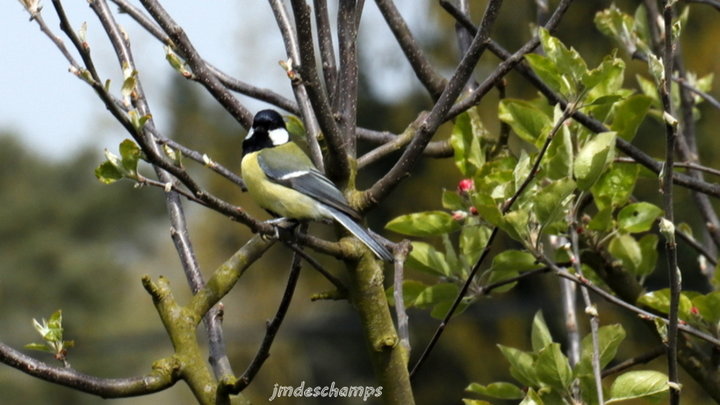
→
(138, 0, 253, 128)
(373, 0, 447, 100)
(362, 0, 504, 210)
(0, 342, 174, 398)
(227, 247, 303, 393)
(289, 0, 350, 182)
(268, 0, 326, 171)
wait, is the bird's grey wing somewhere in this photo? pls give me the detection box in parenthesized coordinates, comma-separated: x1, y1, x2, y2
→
(258, 149, 360, 219)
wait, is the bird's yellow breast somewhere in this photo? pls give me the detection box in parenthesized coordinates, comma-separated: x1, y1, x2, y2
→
(241, 151, 327, 220)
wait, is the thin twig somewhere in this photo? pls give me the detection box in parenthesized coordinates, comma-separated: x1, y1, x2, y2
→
(363, 0, 504, 211)
(335, 0, 362, 156)
(89, 0, 236, 379)
(313, 0, 338, 105)
(659, 2, 681, 402)
(268, 0, 325, 171)
(569, 210, 604, 404)
(601, 346, 666, 378)
(290, 0, 350, 182)
(685, 0, 720, 11)
(138, 0, 253, 128)
(411, 101, 573, 378)
(373, 0, 447, 100)
(230, 248, 303, 393)
(393, 241, 413, 352)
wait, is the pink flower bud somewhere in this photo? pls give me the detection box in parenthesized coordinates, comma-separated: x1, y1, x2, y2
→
(457, 178, 474, 193)
(452, 210, 468, 221)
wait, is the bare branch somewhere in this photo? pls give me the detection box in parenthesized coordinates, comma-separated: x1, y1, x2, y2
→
(290, 0, 350, 181)
(373, 0, 447, 100)
(0, 342, 174, 398)
(684, 0, 720, 11)
(446, 0, 574, 120)
(313, 0, 338, 104)
(229, 247, 303, 394)
(88, 0, 236, 380)
(363, 0, 504, 209)
(112, 0, 299, 113)
(335, 0, 363, 156)
(138, 0, 254, 128)
(268, 0, 325, 171)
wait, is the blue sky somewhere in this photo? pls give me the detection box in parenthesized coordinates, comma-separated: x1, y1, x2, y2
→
(1, 1, 435, 160)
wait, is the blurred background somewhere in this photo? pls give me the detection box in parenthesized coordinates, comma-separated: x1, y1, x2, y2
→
(1, 0, 720, 403)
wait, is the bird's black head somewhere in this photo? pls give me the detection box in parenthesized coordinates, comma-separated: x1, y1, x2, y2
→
(242, 109, 289, 156)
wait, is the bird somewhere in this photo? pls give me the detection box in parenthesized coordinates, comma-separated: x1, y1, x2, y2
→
(240, 109, 393, 261)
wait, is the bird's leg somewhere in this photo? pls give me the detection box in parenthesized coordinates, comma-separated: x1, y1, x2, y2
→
(263, 217, 301, 241)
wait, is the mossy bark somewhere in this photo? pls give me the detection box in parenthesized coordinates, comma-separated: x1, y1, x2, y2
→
(346, 252, 414, 405)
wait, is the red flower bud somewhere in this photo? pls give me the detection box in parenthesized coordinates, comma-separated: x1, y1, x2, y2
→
(457, 178, 474, 193)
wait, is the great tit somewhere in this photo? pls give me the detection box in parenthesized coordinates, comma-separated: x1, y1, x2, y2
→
(241, 109, 393, 261)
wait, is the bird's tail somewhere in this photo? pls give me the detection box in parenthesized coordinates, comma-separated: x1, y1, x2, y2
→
(326, 207, 393, 261)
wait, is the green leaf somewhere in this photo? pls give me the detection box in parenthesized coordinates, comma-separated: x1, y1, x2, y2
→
(531, 311, 553, 352)
(636, 234, 659, 276)
(544, 124, 574, 179)
(617, 202, 663, 233)
(385, 211, 461, 237)
(466, 382, 524, 400)
(611, 95, 652, 141)
(537, 27, 588, 95)
(574, 132, 616, 190)
(414, 283, 458, 309)
(460, 225, 491, 265)
(533, 177, 576, 229)
(498, 99, 552, 146)
(693, 291, 720, 326)
(461, 399, 491, 405)
(525, 53, 565, 96)
(577, 324, 626, 374)
(406, 242, 452, 277)
(595, 5, 643, 56)
(608, 234, 642, 273)
(451, 109, 486, 176)
(498, 345, 538, 387)
(119, 139, 142, 174)
(429, 296, 470, 319)
(386, 280, 426, 308)
(535, 343, 573, 392)
(121, 65, 138, 102)
(442, 189, 465, 210)
(591, 164, 639, 210)
(638, 289, 693, 320)
(584, 54, 625, 100)
(587, 207, 614, 232)
(472, 193, 503, 226)
(519, 388, 544, 405)
(94, 161, 123, 184)
(501, 208, 531, 243)
(165, 45, 191, 77)
(607, 370, 669, 403)
(491, 250, 542, 273)
(636, 74, 660, 105)
(24, 343, 52, 352)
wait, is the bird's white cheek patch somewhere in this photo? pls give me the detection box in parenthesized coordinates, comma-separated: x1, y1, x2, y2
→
(268, 128, 290, 146)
